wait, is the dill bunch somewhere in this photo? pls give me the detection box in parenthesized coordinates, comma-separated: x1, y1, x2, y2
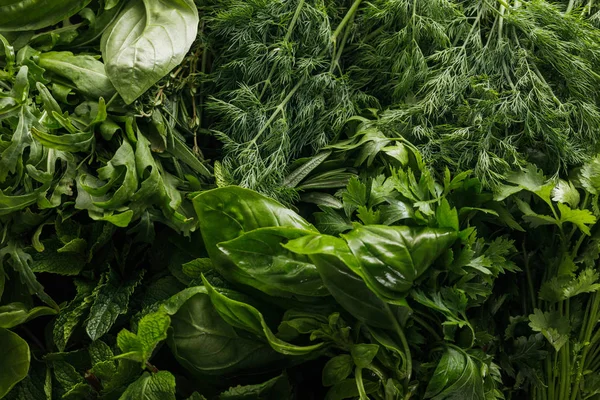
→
(361, 0, 600, 187)
(203, 0, 372, 202)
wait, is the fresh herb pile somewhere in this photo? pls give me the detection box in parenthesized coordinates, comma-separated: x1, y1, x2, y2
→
(3, 1, 600, 399)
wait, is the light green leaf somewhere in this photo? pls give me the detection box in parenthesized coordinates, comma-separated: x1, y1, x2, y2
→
(119, 371, 176, 400)
(101, 0, 199, 104)
(529, 309, 570, 352)
(558, 203, 596, 235)
(0, 241, 58, 310)
(0, 328, 30, 398)
(580, 156, 600, 195)
(552, 180, 580, 207)
(116, 310, 170, 365)
(37, 52, 115, 99)
(0, 303, 57, 329)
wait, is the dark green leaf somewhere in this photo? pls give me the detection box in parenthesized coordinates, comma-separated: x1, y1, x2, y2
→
(218, 227, 327, 298)
(0, 328, 30, 398)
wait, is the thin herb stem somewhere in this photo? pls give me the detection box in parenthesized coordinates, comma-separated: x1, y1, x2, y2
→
(259, 0, 306, 100)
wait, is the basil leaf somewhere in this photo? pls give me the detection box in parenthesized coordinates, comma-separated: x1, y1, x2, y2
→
(218, 227, 328, 298)
(202, 276, 324, 356)
(0, 0, 91, 31)
(342, 225, 457, 302)
(0, 328, 30, 398)
(322, 355, 353, 387)
(193, 186, 316, 284)
(284, 235, 401, 330)
(100, 0, 199, 104)
(165, 288, 285, 376)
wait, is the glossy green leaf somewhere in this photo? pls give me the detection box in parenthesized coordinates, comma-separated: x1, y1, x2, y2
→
(0, 0, 91, 31)
(218, 227, 328, 298)
(342, 225, 457, 301)
(101, 0, 199, 104)
(284, 235, 401, 329)
(193, 186, 316, 284)
(202, 277, 324, 356)
(425, 347, 484, 400)
(0, 328, 30, 398)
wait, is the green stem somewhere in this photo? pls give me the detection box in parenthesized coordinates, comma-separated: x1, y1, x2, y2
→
(259, 0, 306, 100)
(523, 242, 537, 311)
(332, 0, 363, 43)
(355, 367, 368, 400)
(385, 305, 412, 387)
(566, 0, 576, 13)
(571, 292, 600, 400)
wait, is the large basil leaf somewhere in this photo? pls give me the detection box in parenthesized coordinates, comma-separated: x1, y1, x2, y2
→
(165, 287, 285, 376)
(0, 0, 91, 31)
(284, 235, 401, 330)
(193, 187, 316, 285)
(218, 227, 328, 299)
(342, 225, 457, 301)
(202, 277, 324, 356)
(100, 0, 199, 104)
(0, 328, 30, 398)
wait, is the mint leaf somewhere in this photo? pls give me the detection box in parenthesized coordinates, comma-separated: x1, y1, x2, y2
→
(85, 268, 144, 341)
(54, 280, 95, 351)
(120, 371, 176, 400)
(116, 311, 170, 365)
